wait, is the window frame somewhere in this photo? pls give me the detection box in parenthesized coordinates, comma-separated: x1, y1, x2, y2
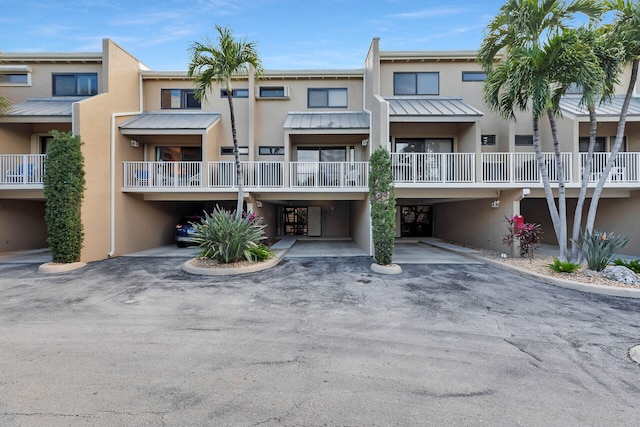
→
(258, 86, 288, 98)
(161, 89, 201, 110)
(220, 146, 249, 156)
(52, 73, 98, 96)
(515, 135, 534, 146)
(393, 72, 439, 95)
(259, 146, 285, 155)
(220, 88, 249, 98)
(0, 65, 31, 87)
(307, 88, 348, 108)
(481, 134, 496, 145)
(462, 71, 487, 82)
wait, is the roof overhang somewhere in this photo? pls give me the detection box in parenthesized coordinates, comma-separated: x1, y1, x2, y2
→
(119, 112, 221, 135)
(284, 111, 369, 133)
(560, 95, 640, 122)
(0, 97, 82, 123)
(386, 96, 483, 123)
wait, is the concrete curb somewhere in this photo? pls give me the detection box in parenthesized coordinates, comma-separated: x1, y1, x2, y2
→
(629, 345, 640, 365)
(371, 263, 403, 275)
(38, 262, 87, 274)
(423, 239, 640, 299)
(181, 249, 287, 276)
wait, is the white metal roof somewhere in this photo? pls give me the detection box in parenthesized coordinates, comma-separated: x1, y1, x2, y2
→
(386, 96, 483, 122)
(283, 111, 369, 130)
(559, 95, 640, 120)
(119, 112, 221, 135)
(2, 97, 81, 122)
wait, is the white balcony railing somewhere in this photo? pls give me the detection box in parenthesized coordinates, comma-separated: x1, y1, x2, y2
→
(482, 152, 573, 183)
(580, 152, 640, 183)
(290, 161, 368, 188)
(391, 153, 475, 183)
(123, 161, 367, 189)
(0, 154, 46, 185)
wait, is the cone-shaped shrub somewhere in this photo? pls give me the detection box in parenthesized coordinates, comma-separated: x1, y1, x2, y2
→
(369, 146, 396, 265)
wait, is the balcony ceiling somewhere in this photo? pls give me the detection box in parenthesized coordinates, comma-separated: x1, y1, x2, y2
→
(119, 111, 221, 135)
(386, 96, 483, 122)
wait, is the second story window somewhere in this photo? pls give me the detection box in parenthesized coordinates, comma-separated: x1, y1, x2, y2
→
(462, 71, 487, 82)
(52, 73, 97, 96)
(515, 135, 534, 146)
(308, 88, 347, 108)
(220, 88, 249, 98)
(161, 89, 201, 109)
(394, 72, 439, 95)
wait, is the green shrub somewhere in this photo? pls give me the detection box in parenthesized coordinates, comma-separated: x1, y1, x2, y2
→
(368, 146, 396, 266)
(502, 215, 543, 259)
(43, 130, 86, 263)
(548, 257, 581, 273)
(247, 244, 275, 262)
(612, 258, 640, 274)
(192, 207, 267, 264)
(575, 229, 630, 272)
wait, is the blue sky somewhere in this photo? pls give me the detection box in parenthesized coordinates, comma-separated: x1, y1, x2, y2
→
(0, 0, 506, 71)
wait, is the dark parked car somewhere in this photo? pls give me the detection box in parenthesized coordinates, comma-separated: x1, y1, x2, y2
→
(175, 215, 204, 247)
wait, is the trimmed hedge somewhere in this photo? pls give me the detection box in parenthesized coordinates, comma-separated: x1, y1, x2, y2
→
(368, 146, 396, 265)
(43, 131, 86, 263)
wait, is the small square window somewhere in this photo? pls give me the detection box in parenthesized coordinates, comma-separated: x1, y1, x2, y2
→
(308, 88, 347, 108)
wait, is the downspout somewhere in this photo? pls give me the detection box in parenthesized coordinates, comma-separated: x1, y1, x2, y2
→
(108, 73, 143, 257)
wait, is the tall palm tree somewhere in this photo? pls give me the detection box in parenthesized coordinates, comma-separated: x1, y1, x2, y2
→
(584, 0, 640, 234)
(187, 25, 263, 218)
(478, 0, 601, 261)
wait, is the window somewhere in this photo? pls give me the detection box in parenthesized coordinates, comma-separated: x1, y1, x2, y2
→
(610, 136, 627, 152)
(0, 66, 31, 86)
(220, 88, 249, 98)
(161, 89, 200, 109)
(515, 135, 533, 146)
(462, 71, 487, 82)
(308, 88, 347, 108)
(156, 146, 202, 161)
(221, 146, 249, 155)
(393, 72, 439, 95)
(481, 135, 496, 145)
(258, 86, 288, 98)
(579, 137, 606, 153)
(259, 146, 285, 155)
(52, 73, 98, 96)
(395, 138, 453, 153)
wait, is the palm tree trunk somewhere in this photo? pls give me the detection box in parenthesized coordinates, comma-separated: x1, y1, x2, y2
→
(547, 109, 567, 261)
(570, 105, 597, 262)
(533, 114, 564, 260)
(585, 58, 639, 233)
(227, 89, 244, 218)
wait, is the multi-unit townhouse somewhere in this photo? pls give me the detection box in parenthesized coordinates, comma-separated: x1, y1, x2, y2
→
(1, 38, 639, 262)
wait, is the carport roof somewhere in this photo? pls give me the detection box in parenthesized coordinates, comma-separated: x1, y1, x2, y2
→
(284, 111, 369, 130)
(2, 97, 80, 122)
(119, 112, 221, 135)
(560, 95, 640, 120)
(386, 96, 483, 122)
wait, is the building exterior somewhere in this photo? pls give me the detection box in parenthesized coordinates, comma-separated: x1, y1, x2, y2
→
(1, 38, 639, 262)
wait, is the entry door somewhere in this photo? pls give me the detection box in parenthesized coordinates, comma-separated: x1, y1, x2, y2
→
(308, 207, 322, 237)
(400, 206, 432, 237)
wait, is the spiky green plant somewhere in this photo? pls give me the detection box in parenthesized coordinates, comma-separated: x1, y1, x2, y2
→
(575, 229, 630, 271)
(612, 258, 640, 274)
(548, 257, 581, 273)
(192, 207, 268, 263)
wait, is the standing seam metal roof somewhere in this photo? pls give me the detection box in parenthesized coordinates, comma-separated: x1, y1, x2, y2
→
(283, 111, 369, 129)
(385, 96, 483, 117)
(118, 112, 221, 130)
(559, 95, 640, 117)
(7, 97, 83, 117)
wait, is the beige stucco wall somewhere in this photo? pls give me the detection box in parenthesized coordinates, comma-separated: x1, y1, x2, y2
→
(0, 200, 47, 252)
(350, 197, 371, 255)
(434, 189, 522, 253)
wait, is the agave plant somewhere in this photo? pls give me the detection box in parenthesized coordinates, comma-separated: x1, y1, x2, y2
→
(575, 229, 630, 271)
(192, 207, 270, 263)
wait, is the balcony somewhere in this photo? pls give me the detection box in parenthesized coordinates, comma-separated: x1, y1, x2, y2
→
(482, 152, 573, 183)
(0, 154, 46, 186)
(391, 153, 475, 183)
(123, 161, 369, 190)
(580, 152, 640, 183)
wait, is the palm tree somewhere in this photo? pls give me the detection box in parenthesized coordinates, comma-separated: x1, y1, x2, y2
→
(583, 0, 640, 234)
(478, 0, 601, 261)
(187, 25, 263, 218)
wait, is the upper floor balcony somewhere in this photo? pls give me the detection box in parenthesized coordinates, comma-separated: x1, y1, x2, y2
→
(0, 154, 45, 187)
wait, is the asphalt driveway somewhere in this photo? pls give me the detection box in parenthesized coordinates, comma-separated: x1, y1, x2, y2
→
(1, 256, 639, 426)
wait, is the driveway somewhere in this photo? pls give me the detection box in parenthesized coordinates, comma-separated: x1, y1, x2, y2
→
(0, 256, 639, 426)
